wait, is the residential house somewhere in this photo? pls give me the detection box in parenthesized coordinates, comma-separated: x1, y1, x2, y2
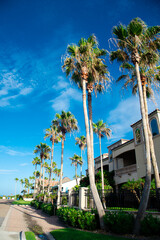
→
(94, 109, 160, 187)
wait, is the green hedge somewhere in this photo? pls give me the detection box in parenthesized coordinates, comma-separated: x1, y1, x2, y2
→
(140, 214, 160, 236)
(103, 211, 134, 234)
(57, 207, 98, 230)
(30, 200, 56, 215)
(103, 211, 160, 236)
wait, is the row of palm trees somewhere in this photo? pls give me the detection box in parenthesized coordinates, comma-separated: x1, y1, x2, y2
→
(14, 177, 34, 196)
(62, 18, 160, 234)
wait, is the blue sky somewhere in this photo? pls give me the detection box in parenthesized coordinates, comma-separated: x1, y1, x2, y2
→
(0, 0, 160, 195)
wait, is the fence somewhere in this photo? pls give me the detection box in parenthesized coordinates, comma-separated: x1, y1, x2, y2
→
(58, 187, 160, 211)
(84, 188, 160, 211)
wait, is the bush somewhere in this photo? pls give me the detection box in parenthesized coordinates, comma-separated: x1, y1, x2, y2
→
(16, 194, 23, 200)
(140, 214, 160, 236)
(31, 200, 56, 215)
(103, 211, 134, 234)
(57, 207, 98, 230)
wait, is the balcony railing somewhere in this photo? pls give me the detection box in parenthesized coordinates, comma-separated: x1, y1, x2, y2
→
(115, 164, 137, 177)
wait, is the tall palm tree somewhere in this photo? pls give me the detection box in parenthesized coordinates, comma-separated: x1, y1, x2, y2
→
(34, 143, 51, 193)
(44, 124, 60, 194)
(24, 178, 29, 194)
(42, 153, 50, 194)
(69, 154, 82, 185)
(32, 157, 40, 197)
(53, 111, 78, 206)
(75, 136, 86, 178)
(93, 120, 111, 208)
(54, 168, 61, 181)
(20, 179, 24, 195)
(62, 35, 108, 228)
(110, 18, 160, 234)
(14, 178, 19, 198)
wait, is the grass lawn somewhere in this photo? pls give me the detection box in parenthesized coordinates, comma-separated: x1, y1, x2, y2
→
(25, 231, 36, 240)
(50, 228, 133, 240)
(107, 207, 159, 213)
(12, 200, 31, 205)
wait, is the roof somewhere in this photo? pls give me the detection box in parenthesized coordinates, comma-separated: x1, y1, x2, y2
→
(107, 139, 129, 149)
(131, 109, 160, 128)
(112, 139, 134, 151)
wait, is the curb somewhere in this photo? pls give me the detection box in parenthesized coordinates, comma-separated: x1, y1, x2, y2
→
(46, 232, 56, 240)
(20, 231, 26, 240)
(0, 205, 12, 230)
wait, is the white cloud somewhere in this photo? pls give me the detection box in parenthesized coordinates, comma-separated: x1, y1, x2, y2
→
(107, 96, 141, 141)
(0, 169, 18, 174)
(107, 93, 160, 143)
(52, 76, 69, 90)
(0, 70, 34, 108)
(0, 88, 8, 96)
(51, 77, 81, 111)
(20, 163, 28, 166)
(19, 87, 33, 96)
(0, 145, 32, 157)
(51, 88, 81, 111)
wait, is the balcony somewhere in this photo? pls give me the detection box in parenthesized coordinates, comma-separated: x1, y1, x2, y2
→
(115, 164, 137, 177)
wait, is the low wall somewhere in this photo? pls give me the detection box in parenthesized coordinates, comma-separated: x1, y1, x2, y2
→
(23, 198, 34, 201)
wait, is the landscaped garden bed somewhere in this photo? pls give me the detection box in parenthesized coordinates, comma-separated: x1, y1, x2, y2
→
(30, 199, 57, 215)
(57, 207, 160, 236)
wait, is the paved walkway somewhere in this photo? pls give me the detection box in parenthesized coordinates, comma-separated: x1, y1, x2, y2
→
(0, 200, 64, 239)
(4, 205, 64, 233)
(0, 200, 19, 240)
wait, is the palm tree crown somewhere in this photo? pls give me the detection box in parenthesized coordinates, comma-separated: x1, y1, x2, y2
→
(34, 143, 51, 159)
(93, 120, 111, 138)
(53, 111, 78, 138)
(63, 34, 109, 92)
(75, 135, 87, 151)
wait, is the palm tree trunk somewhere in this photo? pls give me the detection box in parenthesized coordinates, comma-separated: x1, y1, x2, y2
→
(34, 165, 37, 199)
(133, 61, 151, 235)
(75, 164, 78, 185)
(40, 158, 43, 192)
(15, 183, 17, 198)
(49, 141, 54, 194)
(88, 91, 95, 182)
(81, 149, 82, 179)
(142, 83, 160, 188)
(57, 137, 64, 207)
(82, 79, 105, 229)
(42, 159, 45, 194)
(99, 136, 106, 208)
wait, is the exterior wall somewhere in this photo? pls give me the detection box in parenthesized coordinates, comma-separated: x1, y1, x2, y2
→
(152, 134, 160, 171)
(135, 141, 146, 178)
(112, 141, 135, 158)
(61, 178, 80, 192)
(95, 158, 109, 171)
(115, 170, 138, 185)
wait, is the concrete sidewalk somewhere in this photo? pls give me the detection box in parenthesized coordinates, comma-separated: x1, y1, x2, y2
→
(0, 200, 20, 240)
(4, 205, 64, 233)
(0, 230, 19, 240)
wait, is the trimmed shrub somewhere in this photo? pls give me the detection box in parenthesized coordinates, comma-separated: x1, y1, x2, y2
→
(103, 211, 134, 234)
(31, 200, 56, 215)
(57, 207, 98, 230)
(140, 214, 160, 236)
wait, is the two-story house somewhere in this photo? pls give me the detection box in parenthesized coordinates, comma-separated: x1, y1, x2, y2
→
(94, 109, 160, 188)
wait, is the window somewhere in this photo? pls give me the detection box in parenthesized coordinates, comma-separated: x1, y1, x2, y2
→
(135, 128, 141, 144)
(109, 149, 112, 162)
(150, 118, 159, 136)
